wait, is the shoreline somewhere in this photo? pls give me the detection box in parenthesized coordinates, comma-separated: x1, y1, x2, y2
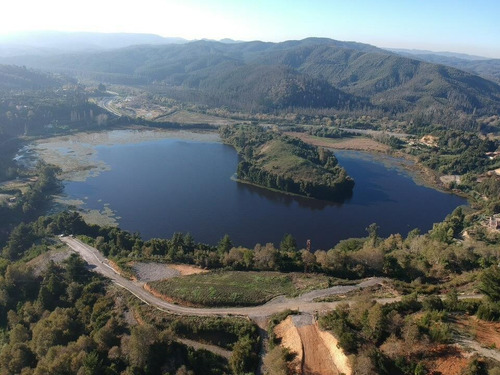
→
(285, 131, 470, 201)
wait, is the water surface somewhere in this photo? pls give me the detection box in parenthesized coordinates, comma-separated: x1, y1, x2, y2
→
(64, 138, 466, 250)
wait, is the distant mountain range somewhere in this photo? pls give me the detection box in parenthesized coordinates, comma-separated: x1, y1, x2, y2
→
(1, 33, 500, 117)
(0, 31, 188, 56)
(388, 48, 500, 84)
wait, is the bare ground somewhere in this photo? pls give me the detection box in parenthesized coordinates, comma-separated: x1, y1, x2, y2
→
(168, 264, 208, 276)
(423, 345, 471, 375)
(274, 316, 303, 374)
(27, 247, 72, 276)
(132, 262, 181, 282)
(456, 316, 500, 350)
(298, 324, 339, 375)
(454, 317, 500, 362)
(274, 314, 346, 375)
(132, 262, 208, 282)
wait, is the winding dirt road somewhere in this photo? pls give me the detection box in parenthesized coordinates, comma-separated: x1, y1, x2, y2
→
(61, 237, 391, 319)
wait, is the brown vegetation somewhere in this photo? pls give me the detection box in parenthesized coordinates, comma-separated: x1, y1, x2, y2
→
(286, 132, 390, 152)
(456, 316, 500, 349)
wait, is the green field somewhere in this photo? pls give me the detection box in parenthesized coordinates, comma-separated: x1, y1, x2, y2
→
(147, 271, 334, 307)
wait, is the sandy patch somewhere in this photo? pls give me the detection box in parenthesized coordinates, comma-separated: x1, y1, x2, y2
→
(298, 324, 339, 375)
(274, 316, 303, 373)
(168, 264, 209, 276)
(440, 175, 462, 186)
(317, 324, 352, 375)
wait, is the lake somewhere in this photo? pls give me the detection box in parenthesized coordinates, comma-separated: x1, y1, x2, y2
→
(63, 137, 466, 250)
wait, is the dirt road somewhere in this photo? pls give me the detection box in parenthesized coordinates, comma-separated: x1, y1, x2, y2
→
(62, 237, 481, 320)
(61, 237, 391, 319)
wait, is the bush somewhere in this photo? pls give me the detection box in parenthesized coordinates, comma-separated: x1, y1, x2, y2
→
(477, 302, 500, 321)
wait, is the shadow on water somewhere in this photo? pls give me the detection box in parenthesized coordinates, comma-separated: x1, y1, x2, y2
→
(236, 180, 353, 210)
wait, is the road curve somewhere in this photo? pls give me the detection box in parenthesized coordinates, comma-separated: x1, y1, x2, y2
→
(61, 236, 394, 319)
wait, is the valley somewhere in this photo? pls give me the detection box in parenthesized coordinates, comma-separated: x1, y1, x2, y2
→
(1, 31, 500, 375)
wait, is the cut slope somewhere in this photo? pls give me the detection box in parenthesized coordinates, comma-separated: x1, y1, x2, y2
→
(274, 314, 352, 375)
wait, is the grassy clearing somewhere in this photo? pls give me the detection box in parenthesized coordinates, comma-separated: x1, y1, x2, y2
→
(147, 270, 333, 307)
(159, 110, 237, 126)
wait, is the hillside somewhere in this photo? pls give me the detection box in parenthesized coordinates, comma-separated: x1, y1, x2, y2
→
(389, 48, 500, 84)
(2, 37, 500, 116)
(0, 64, 66, 90)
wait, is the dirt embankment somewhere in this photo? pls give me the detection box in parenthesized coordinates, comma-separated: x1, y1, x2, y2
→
(317, 325, 352, 375)
(108, 260, 137, 281)
(274, 314, 352, 375)
(274, 316, 303, 373)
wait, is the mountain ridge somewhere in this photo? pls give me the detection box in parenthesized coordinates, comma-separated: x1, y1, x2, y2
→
(1, 36, 500, 116)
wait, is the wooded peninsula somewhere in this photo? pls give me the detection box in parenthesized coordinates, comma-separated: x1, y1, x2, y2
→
(219, 125, 355, 201)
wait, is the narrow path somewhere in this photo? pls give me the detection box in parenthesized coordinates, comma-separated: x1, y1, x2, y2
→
(177, 338, 231, 359)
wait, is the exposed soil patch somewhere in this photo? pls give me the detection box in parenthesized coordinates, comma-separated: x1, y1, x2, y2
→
(168, 264, 208, 276)
(274, 316, 303, 374)
(297, 324, 339, 375)
(423, 345, 470, 375)
(456, 316, 500, 349)
(274, 315, 347, 375)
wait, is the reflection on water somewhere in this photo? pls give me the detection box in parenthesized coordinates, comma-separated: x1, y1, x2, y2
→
(236, 181, 351, 210)
(63, 138, 466, 250)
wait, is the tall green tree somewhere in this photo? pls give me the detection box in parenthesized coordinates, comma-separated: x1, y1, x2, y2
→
(217, 234, 233, 254)
(480, 265, 500, 302)
(280, 233, 297, 252)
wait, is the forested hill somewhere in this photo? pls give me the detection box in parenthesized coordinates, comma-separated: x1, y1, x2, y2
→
(3, 37, 500, 115)
(0, 65, 67, 90)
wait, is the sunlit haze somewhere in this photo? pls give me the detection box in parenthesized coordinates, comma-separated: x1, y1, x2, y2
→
(2, 0, 500, 57)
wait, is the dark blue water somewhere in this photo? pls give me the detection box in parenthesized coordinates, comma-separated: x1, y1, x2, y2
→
(64, 139, 466, 250)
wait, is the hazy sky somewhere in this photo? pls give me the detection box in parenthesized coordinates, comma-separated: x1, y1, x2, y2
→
(2, 0, 500, 57)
